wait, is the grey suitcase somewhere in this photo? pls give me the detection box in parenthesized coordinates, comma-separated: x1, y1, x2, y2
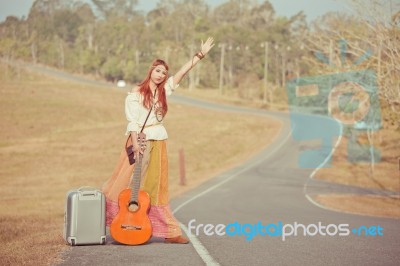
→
(63, 187, 106, 245)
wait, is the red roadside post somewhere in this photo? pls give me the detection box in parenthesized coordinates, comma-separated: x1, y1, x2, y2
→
(179, 148, 186, 186)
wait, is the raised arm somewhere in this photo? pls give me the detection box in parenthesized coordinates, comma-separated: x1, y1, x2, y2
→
(173, 37, 215, 86)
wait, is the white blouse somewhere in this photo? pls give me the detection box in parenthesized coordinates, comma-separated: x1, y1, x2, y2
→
(125, 76, 179, 140)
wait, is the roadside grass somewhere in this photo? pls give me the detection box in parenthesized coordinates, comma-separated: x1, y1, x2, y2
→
(0, 63, 281, 265)
(313, 194, 400, 219)
(314, 131, 400, 193)
(312, 127, 400, 219)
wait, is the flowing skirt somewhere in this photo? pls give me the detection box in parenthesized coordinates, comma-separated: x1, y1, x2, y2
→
(102, 136, 182, 238)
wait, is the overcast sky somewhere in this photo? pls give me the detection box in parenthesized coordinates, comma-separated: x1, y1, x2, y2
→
(0, 0, 352, 22)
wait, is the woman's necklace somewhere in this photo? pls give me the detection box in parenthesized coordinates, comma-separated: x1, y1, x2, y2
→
(152, 87, 164, 122)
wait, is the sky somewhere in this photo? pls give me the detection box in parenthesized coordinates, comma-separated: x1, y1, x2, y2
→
(0, 0, 351, 23)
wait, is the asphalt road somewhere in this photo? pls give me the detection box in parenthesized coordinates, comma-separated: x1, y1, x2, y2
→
(17, 62, 399, 266)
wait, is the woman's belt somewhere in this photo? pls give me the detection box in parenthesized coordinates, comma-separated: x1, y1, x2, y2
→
(140, 122, 163, 129)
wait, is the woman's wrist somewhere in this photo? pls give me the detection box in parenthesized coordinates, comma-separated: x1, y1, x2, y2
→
(194, 51, 205, 60)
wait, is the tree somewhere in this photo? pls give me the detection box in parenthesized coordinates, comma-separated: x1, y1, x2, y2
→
(92, 0, 138, 19)
(247, 0, 275, 31)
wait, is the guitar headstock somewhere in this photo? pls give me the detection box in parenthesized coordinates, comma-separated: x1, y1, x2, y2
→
(137, 132, 147, 152)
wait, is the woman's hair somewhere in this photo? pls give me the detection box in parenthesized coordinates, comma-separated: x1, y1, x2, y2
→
(138, 59, 169, 116)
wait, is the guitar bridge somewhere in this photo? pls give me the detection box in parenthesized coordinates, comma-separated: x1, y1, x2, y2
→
(121, 224, 142, 230)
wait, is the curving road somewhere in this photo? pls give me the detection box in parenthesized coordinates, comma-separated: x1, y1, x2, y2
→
(18, 62, 399, 266)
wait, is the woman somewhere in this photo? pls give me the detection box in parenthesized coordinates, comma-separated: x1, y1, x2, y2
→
(102, 37, 215, 244)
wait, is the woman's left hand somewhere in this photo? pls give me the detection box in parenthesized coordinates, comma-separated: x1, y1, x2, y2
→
(200, 37, 215, 56)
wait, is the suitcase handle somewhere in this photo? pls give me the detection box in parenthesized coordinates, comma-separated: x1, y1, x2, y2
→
(78, 186, 99, 196)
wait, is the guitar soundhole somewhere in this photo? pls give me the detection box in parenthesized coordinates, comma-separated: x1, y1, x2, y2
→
(128, 201, 139, 212)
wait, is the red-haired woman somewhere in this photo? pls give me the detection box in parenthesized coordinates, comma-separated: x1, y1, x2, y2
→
(102, 37, 215, 244)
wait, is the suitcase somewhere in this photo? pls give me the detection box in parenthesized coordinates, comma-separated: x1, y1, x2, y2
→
(63, 187, 106, 245)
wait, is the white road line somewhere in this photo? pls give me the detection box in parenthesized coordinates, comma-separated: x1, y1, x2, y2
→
(303, 117, 344, 209)
(173, 124, 293, 266)
(305, 193, 342, 213)
(173, 125, 292, 215)
(179, 222, 221, 266)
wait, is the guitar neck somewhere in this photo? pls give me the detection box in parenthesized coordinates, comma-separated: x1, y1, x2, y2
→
(130, 153, 143, 204)
(130, 132, 146, 204)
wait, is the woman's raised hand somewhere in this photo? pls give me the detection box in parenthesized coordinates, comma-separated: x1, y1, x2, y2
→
(173, 37, 215, 85)
(200, 37, 215, 56)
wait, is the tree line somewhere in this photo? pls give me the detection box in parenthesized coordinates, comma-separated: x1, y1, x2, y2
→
(0, 0, 399, 116)
(0, 0, 307, 89)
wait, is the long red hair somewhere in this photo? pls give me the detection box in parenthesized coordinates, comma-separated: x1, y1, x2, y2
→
(138, 59, 169, 117)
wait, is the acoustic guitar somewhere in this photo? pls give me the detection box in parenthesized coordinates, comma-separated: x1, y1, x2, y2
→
(110, 132, 152, 245)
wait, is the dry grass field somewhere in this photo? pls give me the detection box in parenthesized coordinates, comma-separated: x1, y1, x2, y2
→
(0, 63, 282, 265)
(311, 128, 400, 218)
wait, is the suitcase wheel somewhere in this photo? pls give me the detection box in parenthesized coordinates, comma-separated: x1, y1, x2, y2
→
(71, 239, 76, 246)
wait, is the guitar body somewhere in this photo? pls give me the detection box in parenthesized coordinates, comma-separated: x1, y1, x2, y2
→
(110, 188, 152, 245)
